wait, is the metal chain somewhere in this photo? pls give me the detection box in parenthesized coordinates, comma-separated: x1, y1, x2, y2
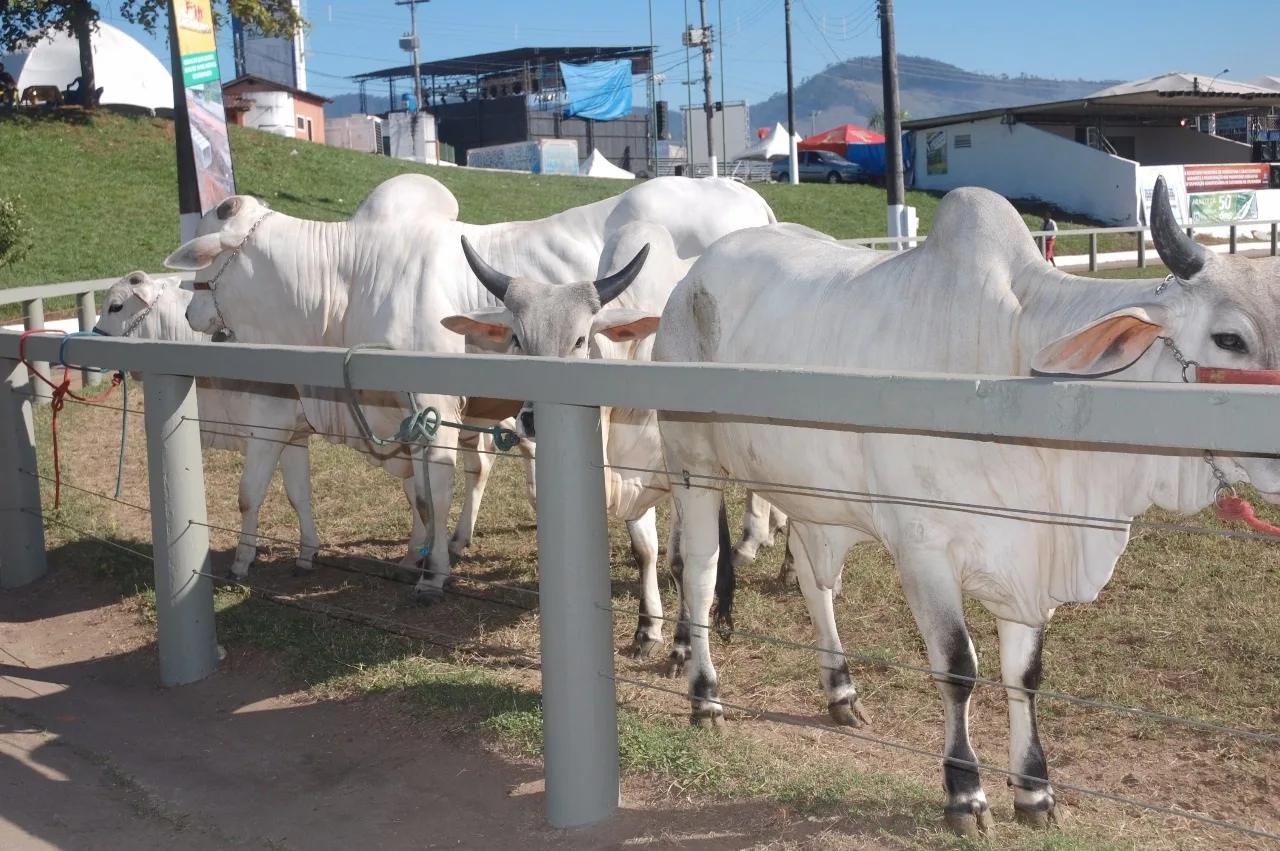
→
(196, 211, 274, 342)
(1159, 335, 1199, 382)
(1158, 337, 1240, 504)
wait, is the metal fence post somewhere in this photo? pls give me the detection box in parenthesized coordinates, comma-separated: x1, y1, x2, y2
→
(143, 372, 219, 686)
(1272, 223, 1277, 257)
(76, 291, 97, 387)
(533, 401, 619, 828)
(1137, 230, 1146, 268)
(1229, 225, 1238, 255)
(0, 357, 47, 589)
(21, 299, 51, 406)
(1088, 233, 1098, 271)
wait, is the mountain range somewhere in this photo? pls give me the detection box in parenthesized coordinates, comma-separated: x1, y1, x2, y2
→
(323, 55, 1124, 141)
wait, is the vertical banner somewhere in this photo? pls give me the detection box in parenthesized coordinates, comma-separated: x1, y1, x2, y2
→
(170, 0, 235, 233)
(925, 130, 947, 175)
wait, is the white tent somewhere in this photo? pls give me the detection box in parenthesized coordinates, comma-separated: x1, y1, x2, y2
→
(733, 122, 804, 161)
(1251, 76, 1280, 92)
(579, 149, 635, 180)
(1, 21, 173, 113)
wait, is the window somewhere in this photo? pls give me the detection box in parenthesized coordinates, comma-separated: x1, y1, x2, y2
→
(954, 134, 972, 149)
(296, 116, 305, 130)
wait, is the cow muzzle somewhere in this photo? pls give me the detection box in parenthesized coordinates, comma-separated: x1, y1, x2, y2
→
(517, 405, 536, 440)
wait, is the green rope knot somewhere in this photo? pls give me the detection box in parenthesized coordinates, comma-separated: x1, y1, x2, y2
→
(396, 404, 441, 446)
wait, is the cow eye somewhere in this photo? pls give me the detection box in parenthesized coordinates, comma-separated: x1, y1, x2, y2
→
(107, 303, 123, 314)
(1212, 333, 1248, 354)
(574, 336, 586, 349)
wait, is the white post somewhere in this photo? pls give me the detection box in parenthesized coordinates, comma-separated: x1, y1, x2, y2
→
(788, 135, 799, 184)
(22, 298, 52, 406)
(709, 154, 718, 177)
(533, 401, 619, 828)
(144, 372, 219, 686)
(0, 357, 47, 589)
(887, 203, 906, 251)
(76, 291, 98, 387)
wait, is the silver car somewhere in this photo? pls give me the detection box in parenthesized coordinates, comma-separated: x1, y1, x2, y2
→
(772, 150, 870, 184)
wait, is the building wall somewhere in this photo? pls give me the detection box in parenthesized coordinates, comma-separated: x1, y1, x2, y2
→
(294, 98, 326, 144)
(912, 117, 1140, 225)
(224, 86, 295, 138)
(1123, 126, 1251, 166)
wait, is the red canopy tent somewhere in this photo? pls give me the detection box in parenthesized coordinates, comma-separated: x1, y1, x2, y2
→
(798, 123, 885, 154)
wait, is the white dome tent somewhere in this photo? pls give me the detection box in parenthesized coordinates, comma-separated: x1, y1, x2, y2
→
(1, 20, 173, 113)
(579, 149, 635, 180)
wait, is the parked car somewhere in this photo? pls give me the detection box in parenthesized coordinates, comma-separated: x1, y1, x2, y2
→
(772, 150, 871, 184)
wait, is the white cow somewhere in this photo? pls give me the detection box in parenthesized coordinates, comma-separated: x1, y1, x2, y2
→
(651, 178, 1280, 835)
(165, 175, 778, 605)
(92, 271, 320, 578)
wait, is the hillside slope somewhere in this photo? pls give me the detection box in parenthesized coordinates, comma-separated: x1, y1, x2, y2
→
(0, 111, 1011, 291)
(750, 55, 1118, 131)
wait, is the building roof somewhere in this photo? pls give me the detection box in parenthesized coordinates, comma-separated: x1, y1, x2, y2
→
(1252, 75, 1280, 92)
(222, 74, 332, 104)
(352, 46, 653, 82)
(903, 70, 1280, 130)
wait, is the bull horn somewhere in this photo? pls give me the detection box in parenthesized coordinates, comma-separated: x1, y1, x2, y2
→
(460, 235, 513, 302)
(1151, 175, 1205, 281)
(595, 244, 651, 305)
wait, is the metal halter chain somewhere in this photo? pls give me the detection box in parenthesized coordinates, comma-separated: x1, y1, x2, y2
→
(1154, 272, 1177, 296)
(118, 301, 157, 338)
(191, 211, 274, 342)
(1161, 335, 1243, 504)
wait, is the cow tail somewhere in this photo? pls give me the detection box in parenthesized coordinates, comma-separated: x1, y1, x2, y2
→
(714, 501, 736, 641)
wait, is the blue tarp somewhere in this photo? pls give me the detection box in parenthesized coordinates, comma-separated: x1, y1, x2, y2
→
(560, 60, 633, 122)
(844, 132, 915, 178)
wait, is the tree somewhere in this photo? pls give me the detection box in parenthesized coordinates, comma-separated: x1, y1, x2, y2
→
(0, 1, 301, 110)
(868, 107, 911, 133)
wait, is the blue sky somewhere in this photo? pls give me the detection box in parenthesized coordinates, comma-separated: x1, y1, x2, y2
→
(96, 0, 1277, 108)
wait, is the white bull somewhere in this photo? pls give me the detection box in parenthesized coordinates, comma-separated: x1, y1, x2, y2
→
(651, 178, 1280, 835)
(165, 174, 777, 605)
(92, 272, 319, 578)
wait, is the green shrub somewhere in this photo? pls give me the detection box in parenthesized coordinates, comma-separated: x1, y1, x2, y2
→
(0, 195, 32, 270)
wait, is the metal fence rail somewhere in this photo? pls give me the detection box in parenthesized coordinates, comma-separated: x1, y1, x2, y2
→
(4, 323, 1280, 838)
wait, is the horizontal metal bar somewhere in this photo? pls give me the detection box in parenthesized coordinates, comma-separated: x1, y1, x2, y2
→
(4, 331, 1280, 455)
(0, 273, 194, 307)
(842, 220, 1280, 246)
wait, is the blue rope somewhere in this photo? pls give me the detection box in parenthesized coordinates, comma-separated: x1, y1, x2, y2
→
(56, 330, 128, 500)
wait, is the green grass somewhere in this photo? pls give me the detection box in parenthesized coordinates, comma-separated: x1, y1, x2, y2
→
(0, 109, 1143, 305)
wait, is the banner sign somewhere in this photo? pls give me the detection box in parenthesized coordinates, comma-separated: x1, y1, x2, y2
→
(172, 0, 236, 212)
(1189, 190, 1259, 224)
(1182, 164, 1270, 194)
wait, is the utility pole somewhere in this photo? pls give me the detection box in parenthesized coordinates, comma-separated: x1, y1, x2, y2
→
(809, 110, 819, 136)
(784, 0, 798, 184)
(396, 0, 428, 114)
(686, 0, 717, 177)
(396, 0, 429, 163)
(879, 0, 906, 247)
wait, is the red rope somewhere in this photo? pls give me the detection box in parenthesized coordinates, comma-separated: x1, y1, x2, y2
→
(1215, 495, 1280, 538)
(18, 330, 122, 509)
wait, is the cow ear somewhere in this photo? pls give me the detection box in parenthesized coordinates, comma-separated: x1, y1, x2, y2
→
(130, 276, 164, 306)
(591, 309, 661, 342)
(1031, 306, 1168, 376)
(164, 234, 225, 271)
(440, 308, 512, 345)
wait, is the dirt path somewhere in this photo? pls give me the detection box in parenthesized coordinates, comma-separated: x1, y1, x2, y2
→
(0, 569, 854, 851)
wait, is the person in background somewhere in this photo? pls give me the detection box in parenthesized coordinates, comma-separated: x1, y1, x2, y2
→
(0, 63, 16, 108)
(1040, 210, 1058, 267)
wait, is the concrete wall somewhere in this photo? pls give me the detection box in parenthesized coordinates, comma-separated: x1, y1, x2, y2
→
(1123, 126, 1252, 166)
(911, 117, 1140, 225)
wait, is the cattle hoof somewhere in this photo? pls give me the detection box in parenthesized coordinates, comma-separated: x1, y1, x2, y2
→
(412, 585, 445, 606)
(944, 803, 994, 839)
(1014, 801, 1058, 829)
(293, 560, 316, 576)
(664, 650, 688, 678)
(628, 636, 662, 659)
(691, 710, 725, 730)
(714, 615, 734, 643)
(828, 697, 872, 728)
(228, 565, 251, 581)
(447, 537, 469, 558)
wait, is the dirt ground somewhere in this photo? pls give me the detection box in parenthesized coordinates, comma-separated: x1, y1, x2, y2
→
(0, 564, 874, 851)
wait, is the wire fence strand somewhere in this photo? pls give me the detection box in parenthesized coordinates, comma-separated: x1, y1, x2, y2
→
(19, 469, 150, 514)
(600, 463, 1280, 546)
(611, 673, 1280, 844)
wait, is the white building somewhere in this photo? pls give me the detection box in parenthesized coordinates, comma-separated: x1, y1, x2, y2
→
(905, 72, 1280, 228)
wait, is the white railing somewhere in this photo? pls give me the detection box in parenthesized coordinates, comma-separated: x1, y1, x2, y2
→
(5, 300, 1280, 835)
